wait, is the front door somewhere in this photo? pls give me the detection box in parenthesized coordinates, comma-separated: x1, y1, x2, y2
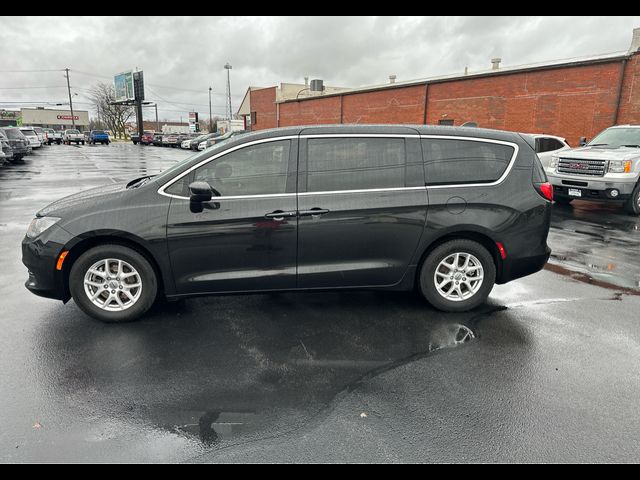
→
(296, 135, 427, 288)
(166, 138, 298, 295)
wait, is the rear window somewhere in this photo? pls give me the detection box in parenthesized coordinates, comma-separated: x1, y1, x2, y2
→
(306, 138, 406, 192)
(3, 128, 24, 139)
(92, 130, 105, 135)
(422, 138, 514, 185)
(21, 129, 36, 135)
(535, 137, 564, 153)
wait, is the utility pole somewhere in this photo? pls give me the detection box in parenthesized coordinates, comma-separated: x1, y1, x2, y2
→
(64, 68, 75, 128)
(224, 63, 233, 121)
(208, 86, 213, 133)
(155, 104, 159, 133)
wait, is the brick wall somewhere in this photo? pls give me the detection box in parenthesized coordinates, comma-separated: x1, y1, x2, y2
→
(250, 87, 278, 130)
(252, 53, 640, 146)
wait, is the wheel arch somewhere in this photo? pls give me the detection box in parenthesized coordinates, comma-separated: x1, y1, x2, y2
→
(60, 232, 166, 302)
(414, 230, 503, 288)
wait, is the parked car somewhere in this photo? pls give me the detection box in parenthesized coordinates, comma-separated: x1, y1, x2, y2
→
(63, 129, 84, 145)
(21, 125, 552, 323)
(141, 131, 154, 145)
(185, 133, 218, 150)
(1, 127, 31, 160)
(0, 129, 14, 162)
(32, 127, 46, 145)
(131, 133, 140, 144)
(197, 130, 246, 151)
(531, 134, 570, 168)
(19, 127, 42, 149)
(152, 133, 164, 146)
(51, 131, 63, 145)
(88, 130, 110, 145)
(43, 128, 56, 145)
(163, 133, 179, 147)
(546, 125, 640, 215)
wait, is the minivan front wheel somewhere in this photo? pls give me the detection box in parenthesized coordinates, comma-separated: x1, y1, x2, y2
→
(624, 183, 640, 216)
(69, 245, 158, 322)
(419, 239, 496, 312)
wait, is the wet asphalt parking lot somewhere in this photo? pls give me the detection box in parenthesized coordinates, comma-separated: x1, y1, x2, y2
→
(1, 143, 639, 463)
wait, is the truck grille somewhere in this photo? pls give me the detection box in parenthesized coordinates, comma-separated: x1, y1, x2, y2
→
(557, 158, 607, 177)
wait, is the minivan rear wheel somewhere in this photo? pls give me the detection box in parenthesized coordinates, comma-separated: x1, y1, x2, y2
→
(419, 239, 496, 312)
(69, 244, 158, 323)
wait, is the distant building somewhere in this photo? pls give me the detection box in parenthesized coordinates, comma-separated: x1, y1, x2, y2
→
(248, 27, 640, 146)
(20, 107, 89, 131)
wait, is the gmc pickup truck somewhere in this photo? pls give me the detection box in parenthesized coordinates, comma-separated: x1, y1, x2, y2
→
(546, 125, 640, 215)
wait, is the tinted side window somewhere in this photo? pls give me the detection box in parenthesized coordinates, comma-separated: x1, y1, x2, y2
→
(193, 140, 290, 196)
(422, 139, 514, 185)
(306, 138, 406, 192)
(536, 137, 564, 153)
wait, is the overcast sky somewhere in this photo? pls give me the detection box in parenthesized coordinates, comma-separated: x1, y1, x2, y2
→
(1, 16, 639, 122)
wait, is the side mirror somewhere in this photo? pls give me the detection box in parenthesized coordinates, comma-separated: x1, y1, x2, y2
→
(189, 181, 213, 203)
(579, 137, 588, 147)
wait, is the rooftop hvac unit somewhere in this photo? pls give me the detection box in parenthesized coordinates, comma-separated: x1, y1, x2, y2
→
(310, 79, 324, 93)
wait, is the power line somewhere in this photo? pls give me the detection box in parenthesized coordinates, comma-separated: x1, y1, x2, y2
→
(0, 86, 69, 90)
(0, 69, 65, 73)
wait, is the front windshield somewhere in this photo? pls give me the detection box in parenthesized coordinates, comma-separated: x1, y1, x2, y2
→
(589, 127, 640, 147)
(153, 135, 239, 185)
(67, 130, 80, 134)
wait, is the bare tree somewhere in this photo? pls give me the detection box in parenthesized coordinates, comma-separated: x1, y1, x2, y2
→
(88, 83, 134, 139)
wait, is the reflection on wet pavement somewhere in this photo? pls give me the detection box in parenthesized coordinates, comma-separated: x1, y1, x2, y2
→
(35, 290, 486, 448)
(548, 201, 640, 290)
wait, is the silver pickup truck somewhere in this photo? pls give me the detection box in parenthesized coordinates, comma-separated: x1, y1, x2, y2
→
(546, 125, 640, 215)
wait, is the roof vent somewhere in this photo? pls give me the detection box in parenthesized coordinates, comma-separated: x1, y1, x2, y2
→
(491, 58, 502, 70)
(389, 74, 397, 84)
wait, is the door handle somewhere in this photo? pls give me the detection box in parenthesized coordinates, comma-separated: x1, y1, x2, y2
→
(265, 210, 297, 221)
(299, 208, 330, 217)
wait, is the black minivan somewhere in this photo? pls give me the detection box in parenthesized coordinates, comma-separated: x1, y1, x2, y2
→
(22, 125, 552, 322)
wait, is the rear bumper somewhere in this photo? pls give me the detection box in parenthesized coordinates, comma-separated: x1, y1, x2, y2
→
(497, 247, 551, 284)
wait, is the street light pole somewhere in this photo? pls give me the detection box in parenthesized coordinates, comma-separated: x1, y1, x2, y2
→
(64, 68, 75, 129)
(224, 63, 232, 122)
(208, 86, 213, 133)
(155, 103, 159, 133)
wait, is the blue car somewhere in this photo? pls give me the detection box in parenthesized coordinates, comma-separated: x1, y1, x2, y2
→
(88, 130, 110, 145)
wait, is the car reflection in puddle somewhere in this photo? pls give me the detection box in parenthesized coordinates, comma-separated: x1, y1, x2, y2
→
(36, 291, 493, 449)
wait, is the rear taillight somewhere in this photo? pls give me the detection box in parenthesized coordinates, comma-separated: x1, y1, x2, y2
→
(535, 182, 554, 202)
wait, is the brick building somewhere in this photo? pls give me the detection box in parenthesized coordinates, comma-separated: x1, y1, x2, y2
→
(248, 28, 640, 146)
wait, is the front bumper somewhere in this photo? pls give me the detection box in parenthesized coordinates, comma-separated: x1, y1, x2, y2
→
(547, 172, 636, 201)
(21, 224, 74, 301)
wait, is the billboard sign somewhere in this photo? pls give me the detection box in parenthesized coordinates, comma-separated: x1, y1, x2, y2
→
(114, 71, 135, 103)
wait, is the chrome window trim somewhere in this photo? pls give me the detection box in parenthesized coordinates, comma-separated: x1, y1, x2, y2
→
(157, 133, 520, 199)
(157, 136, 298, 200)
(420, 135, 519, 189)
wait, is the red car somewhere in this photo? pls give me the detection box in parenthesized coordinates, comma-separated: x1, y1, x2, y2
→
(141, 131, 154, 145)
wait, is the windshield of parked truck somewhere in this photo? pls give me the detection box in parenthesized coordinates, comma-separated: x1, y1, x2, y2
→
(589, 127, 640, 148)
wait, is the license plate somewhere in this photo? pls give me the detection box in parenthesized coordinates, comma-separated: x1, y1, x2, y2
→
(568, 188, 582, 197)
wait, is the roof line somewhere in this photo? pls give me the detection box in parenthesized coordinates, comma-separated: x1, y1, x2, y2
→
(278, 50, 631, 104)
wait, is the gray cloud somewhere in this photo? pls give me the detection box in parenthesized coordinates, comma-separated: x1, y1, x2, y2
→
(1, 16, 638, 121)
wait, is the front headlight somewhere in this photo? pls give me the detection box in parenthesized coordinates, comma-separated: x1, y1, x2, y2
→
(608, 160, 632, 174)
(550, 154, 560, 169)
(26, 217, 60, 239)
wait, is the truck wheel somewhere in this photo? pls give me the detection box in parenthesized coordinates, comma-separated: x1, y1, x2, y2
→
(69, 244, 158, 323)
(419, 239, 496, 312)
(624, 183, 640, 216)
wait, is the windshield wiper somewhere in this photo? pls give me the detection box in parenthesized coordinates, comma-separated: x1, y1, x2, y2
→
(622, 144, 640, 148)
(127, 175, 154, 189)
(588, 143, 609, 146)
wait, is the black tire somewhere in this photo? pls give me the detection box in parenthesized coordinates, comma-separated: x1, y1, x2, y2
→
(69, 244, 158, 323)
(554, 197, 573, 205)
(624, 183, 640, 216)
(418, 239, 496, 312)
